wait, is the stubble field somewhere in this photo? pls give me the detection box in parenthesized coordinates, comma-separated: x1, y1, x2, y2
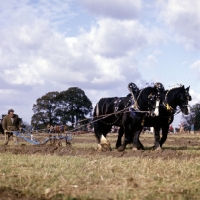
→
(0, 132, 200, 200)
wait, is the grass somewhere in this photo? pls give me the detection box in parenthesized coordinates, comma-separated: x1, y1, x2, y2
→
(0, 133, 200, 199)
(0, 153, 200, 199)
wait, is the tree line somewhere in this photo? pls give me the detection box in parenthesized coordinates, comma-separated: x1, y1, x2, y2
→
(182, 103, 200, 131)
(31, 87, 93, 129)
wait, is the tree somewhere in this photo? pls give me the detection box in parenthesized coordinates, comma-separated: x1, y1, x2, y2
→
(59, 87, 93, 127)
(31, 87, 93, 129)
(31, 92, 60, 128)
(182, 103, 200, 131)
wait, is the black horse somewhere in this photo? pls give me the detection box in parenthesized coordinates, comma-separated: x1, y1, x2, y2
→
(0, 123, 4, 135)
(117, 85, 192, 150)
(93, 84, 163, 151)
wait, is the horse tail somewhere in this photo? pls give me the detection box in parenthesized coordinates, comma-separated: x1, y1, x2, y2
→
(0, 125, 4, 135)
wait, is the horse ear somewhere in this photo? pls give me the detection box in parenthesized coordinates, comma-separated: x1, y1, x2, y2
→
(128, 82, 138, 93)
(186, 86, 190, 91)
(128, 82, 133, 90)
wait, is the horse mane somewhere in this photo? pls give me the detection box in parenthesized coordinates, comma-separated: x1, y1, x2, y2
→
(126, 93, 132, 97)
(164, 86, 185, 107)
(166, 86, 184, 98)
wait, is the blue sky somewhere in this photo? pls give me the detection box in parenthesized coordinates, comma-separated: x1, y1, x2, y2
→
(0, 0, 200, 127)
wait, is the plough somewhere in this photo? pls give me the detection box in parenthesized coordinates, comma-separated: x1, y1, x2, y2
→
(11, 131, 72, 145)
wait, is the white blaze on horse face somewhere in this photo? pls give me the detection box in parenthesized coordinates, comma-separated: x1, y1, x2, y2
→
(154, 100, 160, 116)
(100, 135, 108, 144)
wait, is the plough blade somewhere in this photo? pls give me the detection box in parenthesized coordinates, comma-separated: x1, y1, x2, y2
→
(12, 131, 72, 145)
(12, 131, 40, 145)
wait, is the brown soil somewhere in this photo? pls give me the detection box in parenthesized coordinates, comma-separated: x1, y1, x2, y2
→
(0, 132, 200, 160)
(0, 187, 45, 200)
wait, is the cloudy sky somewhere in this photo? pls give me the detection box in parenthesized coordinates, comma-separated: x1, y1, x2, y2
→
(0, 0, 200, 126)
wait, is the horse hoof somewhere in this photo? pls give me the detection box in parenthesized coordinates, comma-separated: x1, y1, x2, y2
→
(101, 144, 112, 151)
(97, 144, 102, 151)
(132, 147, 138, 150)
(137, 145, 145, 150)
(102, 147, 112, 151)
(152, 145, 162, 151)
(118, 146, 125, 151)
(116, 143, 122, 149)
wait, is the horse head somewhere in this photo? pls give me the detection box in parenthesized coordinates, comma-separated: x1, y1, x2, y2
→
(164, 85, 192, 115)
(178, 85, 192, 115)
(146, 82, 165, 117)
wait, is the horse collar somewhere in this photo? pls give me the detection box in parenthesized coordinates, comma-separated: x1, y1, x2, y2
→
(163, 87, 182, 114)
(130, 88, 145, 111)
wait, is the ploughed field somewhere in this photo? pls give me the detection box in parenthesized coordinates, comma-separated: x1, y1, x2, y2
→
(0, 132, 200, 199)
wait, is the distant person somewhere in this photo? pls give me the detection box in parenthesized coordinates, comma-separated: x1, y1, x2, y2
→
(169, 125, 174, 133)
(179, 122, 185, 134)
(47, 124, 51, 133)
(50, 125, 54, 133)
(2, 109, 21, 145)
(87, 124, 91, 132)
(191, 123, 194, 134)
(60, 124, 64, 133)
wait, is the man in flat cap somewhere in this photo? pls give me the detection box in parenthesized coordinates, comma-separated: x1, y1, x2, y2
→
(2, 109, 21, 145)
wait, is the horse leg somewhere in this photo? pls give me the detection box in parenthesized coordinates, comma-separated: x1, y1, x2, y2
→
(117, 125, 131, 151)
(94, 122, 112, 151)
(132, 128, 144, 150)
(160, 125, 169, 147)
(116, 126, 124, 149)
(3, 132, 9, 145)
(152, 126, 162, 151)
(137, 136, 145, 150)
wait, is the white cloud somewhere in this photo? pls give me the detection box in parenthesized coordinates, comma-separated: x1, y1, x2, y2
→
(159, 0, 200, 49)
(82, 19, 148, 57)
(0, 0, 166, 92)
(190, 60, 200, 69)
(189, 90, 200, 105)
(77, 0, 141, 19)
(143, 55, 158, 69)
(0, 0, 75, 29)
(190, 60, 200, 74)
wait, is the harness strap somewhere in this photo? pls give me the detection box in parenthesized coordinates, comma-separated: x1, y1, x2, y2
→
(114, 98, 122, 116)
(161, 102, 175, 114)
(129, 88, 146, 112)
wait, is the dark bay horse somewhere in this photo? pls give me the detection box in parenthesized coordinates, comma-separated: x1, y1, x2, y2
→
(93, 85, 162, 151)
(117, 85, 192, 151)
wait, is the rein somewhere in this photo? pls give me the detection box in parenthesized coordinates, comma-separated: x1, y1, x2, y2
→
(130, 88, 150, 111)
(95, 93, 150, 126)
(94, 86, 161, 126)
